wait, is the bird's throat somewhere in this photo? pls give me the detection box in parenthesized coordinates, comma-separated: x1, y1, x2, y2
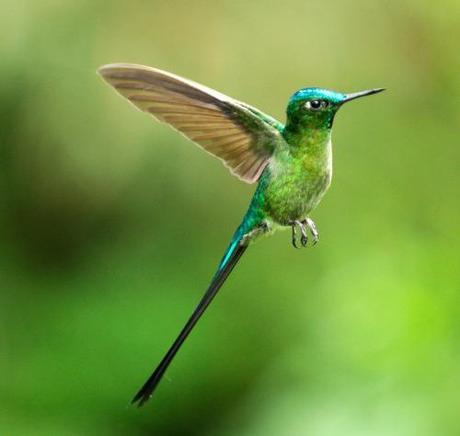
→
(283, 125, 332, 161)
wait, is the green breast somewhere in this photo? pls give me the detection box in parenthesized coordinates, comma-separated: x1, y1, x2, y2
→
(261, 131, 333, 226)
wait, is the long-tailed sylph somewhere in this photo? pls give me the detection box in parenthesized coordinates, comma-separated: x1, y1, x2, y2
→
(98, 63, 384, 406)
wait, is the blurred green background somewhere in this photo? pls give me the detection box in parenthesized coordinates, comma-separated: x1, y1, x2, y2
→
(1, 0, 459, 434)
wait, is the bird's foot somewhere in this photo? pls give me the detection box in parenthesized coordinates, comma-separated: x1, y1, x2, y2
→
(290, 218, 319, 249)
(303, 218, 319, 245)
(290, 220, 309, 248)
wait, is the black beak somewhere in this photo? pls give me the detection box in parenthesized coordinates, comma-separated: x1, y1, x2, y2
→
(343, 88, 385, 103)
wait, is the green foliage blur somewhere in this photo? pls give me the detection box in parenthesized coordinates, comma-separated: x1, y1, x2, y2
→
(1, 0, 459, 434)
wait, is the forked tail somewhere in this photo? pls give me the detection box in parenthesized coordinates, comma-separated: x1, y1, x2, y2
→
(131, 224, 252, 407)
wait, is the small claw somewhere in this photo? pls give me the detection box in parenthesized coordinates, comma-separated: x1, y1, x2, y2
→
(304, 218, 319, 246)
(300, 233, 308, 247)
(311, 233, 319, 245)
(291, 224, 300, 249)
(299, 223, 308, 247)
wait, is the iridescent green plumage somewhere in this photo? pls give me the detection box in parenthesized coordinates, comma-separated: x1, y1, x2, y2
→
(98, 64, 384, 406)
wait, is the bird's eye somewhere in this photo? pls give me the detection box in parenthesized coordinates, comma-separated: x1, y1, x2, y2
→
(305, 100, 329, 110)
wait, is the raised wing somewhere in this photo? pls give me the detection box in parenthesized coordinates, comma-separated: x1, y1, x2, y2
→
(98, 63, 285, 183)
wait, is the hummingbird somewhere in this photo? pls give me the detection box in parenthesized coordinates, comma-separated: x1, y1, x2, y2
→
(98, 63, 384, 406)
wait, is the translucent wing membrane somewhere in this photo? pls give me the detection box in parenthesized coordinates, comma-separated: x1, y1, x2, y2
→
(98, 63, 284, 183)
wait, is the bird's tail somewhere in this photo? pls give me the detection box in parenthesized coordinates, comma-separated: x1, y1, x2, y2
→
(131, 222, 253, 407)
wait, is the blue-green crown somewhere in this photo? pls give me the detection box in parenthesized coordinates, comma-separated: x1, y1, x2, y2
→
(289, 88, 346, 104)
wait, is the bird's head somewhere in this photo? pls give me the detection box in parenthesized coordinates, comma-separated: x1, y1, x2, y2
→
(285, 87, 384, 131)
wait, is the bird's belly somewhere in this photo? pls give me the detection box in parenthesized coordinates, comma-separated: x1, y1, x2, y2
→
(264, 169, 332, 226)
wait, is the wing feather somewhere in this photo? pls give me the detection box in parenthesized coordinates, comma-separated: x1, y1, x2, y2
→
(98, 63, 285, 183)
